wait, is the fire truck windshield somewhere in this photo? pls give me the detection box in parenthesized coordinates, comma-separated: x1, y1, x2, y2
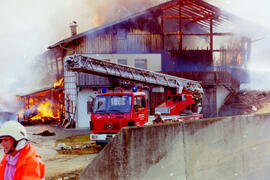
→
(93, 95, 132, 113)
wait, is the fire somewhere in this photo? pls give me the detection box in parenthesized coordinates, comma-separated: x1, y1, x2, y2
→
(237, 53, 242, 65)
(31, 100, 58, 122)
(17, 98, 62, 124)
(17, 108, 25, 119)
(54, 78, 64, 88)
(17, 81, 64, 125)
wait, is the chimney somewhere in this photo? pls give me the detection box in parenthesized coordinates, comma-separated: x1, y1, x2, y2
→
(69, 21, 78, 36)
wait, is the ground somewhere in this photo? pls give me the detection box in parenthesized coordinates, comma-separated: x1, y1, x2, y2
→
(0, 125, 98, 180)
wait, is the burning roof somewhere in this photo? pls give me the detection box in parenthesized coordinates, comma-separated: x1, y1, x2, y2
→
(48, 0, 267, 49)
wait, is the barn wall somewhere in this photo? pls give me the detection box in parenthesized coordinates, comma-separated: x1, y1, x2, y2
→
(77, 88, 100, 128)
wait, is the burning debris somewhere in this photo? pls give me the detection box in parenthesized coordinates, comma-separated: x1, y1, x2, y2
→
(33, 130, 56, 136)
(219, 90, 270, 116)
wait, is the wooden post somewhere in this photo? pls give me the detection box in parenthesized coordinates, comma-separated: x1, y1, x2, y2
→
(210, 17, 213, 64)
(179, 2, 183, 50)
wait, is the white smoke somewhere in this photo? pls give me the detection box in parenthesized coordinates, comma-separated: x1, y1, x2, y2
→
(0, 0, 101, 111)
(206, 0, 270, 90)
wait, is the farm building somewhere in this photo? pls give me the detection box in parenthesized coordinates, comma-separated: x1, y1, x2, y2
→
(18, 0, 265, 128)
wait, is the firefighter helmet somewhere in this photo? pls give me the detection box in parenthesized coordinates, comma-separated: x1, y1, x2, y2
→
(155, 111, 161, 116)
(0, 121, 28, 141)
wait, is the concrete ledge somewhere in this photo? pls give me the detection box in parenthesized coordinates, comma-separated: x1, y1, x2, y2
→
(80, 113, 270, 180)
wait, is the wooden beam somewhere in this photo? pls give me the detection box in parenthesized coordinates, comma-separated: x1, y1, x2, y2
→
(163, 16, 194, 19)
(163, 32, 234, 36)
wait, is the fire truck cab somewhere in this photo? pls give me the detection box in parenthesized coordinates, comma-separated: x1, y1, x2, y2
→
(90, 89, 148, 145)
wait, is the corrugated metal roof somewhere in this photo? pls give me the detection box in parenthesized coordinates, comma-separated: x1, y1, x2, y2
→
(48, 0, 266, 49)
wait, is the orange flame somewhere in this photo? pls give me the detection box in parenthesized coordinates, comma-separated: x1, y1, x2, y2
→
(237, 53, 242, 65)
(17, 108, 25, 118)
(31, 100, 57, 122)
(54, 78, 64, 88)
(17, 85, 64, 124)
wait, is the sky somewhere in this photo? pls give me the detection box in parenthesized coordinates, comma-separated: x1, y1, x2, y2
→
(0, 0, 270, 110)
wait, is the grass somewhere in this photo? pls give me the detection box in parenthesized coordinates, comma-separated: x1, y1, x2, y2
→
(55, 134, 101, 155)
(56, 134, 91, 146)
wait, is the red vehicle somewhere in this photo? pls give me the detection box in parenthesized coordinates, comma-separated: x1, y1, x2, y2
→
(155, 87, 201, 115)
(89, 87, 203, 146)
(90, 90, 148, 145)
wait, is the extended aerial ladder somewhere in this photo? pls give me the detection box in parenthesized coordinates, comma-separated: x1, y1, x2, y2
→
(65, 54, 203, 94)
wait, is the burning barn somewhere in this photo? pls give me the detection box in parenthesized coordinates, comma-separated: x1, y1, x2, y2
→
(29, 0, 265, 128)
(17, 78, 64, 125)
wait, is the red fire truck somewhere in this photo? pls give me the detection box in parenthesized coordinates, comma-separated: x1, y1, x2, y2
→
(89, 88, 202, 145)
(89, 89, 148, 144)
(65, 54, 203, 145)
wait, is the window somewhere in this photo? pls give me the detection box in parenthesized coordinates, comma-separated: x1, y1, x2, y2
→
(134, 96, 146, 112)
(93, 95, 132, 113)
(118, 59, 127, 65)
(135, 59, 147, 69)
(87, 96, 94, 114)
(93, 97, 106, 112)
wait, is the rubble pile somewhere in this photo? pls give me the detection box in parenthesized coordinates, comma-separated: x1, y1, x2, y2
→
(219, 90, 270, 117)
(33, 130, 56, 136)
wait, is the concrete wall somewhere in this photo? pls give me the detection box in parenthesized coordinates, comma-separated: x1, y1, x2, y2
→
(79, 113, 270, 180)
(202, 85, 217, 117)
(77, 88, 100, 128)
(216, 86, 230, 112)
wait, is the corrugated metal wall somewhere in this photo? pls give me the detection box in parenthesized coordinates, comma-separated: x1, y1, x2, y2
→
(64, 67, 77, 125)
(77, 73, 112, 87)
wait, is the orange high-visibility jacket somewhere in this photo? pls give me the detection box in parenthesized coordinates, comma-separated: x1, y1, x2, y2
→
(0, 143, 45, 180)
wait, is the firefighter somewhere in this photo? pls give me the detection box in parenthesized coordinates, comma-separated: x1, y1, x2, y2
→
(192, 89, 203, 113)
(153, 111, 164, 124)
(0, 121, 45, 180)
